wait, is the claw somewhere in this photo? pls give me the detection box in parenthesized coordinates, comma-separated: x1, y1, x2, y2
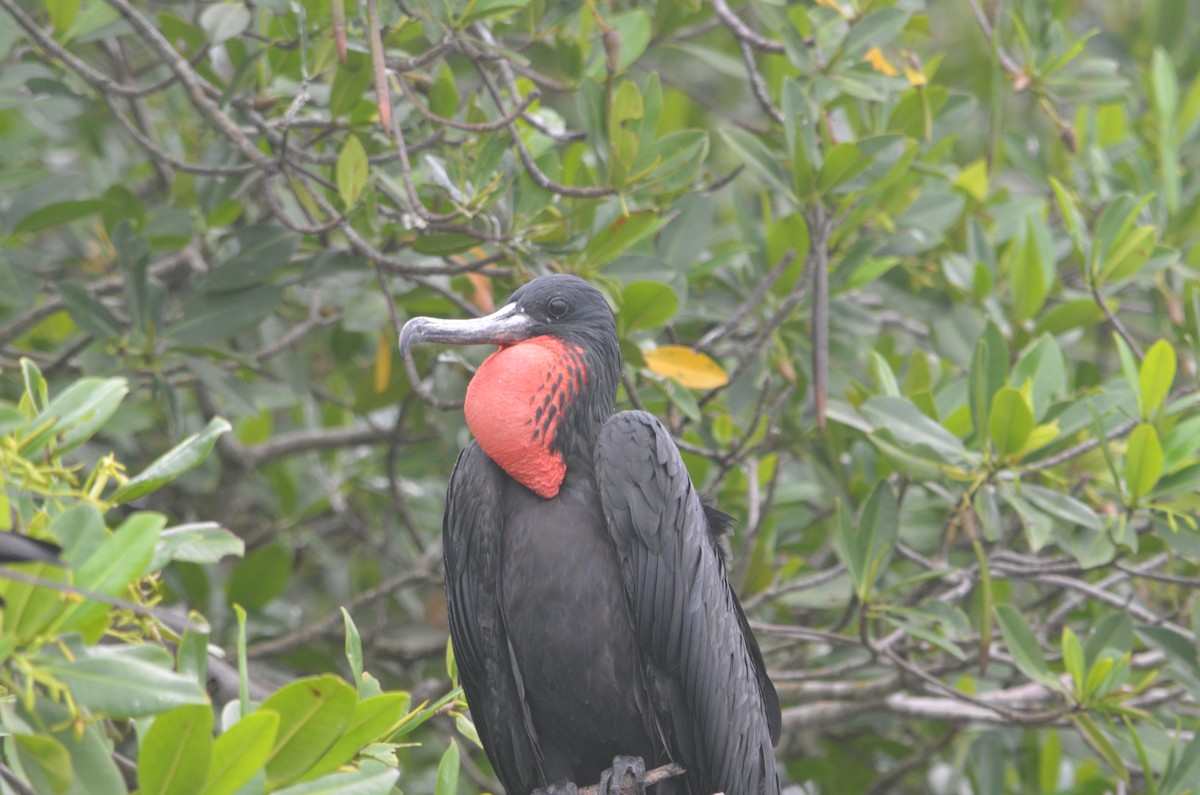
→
(601, 756, 646, 795)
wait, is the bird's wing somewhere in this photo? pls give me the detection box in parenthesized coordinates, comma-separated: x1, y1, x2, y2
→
(444, 442, 545, 794)
(595, 411, 780, 795)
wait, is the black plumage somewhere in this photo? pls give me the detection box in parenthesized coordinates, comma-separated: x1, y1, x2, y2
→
(402, 275, 780, 795)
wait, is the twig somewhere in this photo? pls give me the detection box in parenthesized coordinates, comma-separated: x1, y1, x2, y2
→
(711, 0, 784, 54)
(1092, 281, 1144, 360)
(578, 763, 686, 795)
(1024, 417, 1138, 471)
(247, 548, 441, 657)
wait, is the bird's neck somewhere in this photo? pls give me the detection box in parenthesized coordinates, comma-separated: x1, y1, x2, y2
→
(465, 336, 597, 499)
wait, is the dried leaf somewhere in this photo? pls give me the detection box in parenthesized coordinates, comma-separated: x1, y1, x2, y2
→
(644, 346, 729, 389)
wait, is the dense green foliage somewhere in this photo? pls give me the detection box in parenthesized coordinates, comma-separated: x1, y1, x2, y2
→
(2, 0, 1200, 793)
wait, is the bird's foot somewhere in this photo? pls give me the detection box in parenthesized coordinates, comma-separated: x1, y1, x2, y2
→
(532, 782, 578, 795)
(598, 756, 646, 795)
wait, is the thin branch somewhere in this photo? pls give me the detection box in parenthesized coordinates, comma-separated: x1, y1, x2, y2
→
(578, 763, 685, 795)
(247, 548, 441, 658)
(966, 0, 1023, 79)
(711, 0, 785, 54)
(106, 0, 276, 169)
(738, 40, 784, 124)
(1024, 417, 1138, 471)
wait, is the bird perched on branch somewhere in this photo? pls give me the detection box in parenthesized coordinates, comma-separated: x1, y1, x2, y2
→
(401, 274, 780, 795)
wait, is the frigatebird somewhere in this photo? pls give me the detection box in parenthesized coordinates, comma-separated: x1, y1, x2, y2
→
(401, 274, 781, 795)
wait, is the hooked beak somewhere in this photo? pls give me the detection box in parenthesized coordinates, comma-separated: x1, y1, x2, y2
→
(399, 303, 537, 355)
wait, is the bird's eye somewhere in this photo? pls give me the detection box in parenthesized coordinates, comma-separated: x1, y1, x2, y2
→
(547, 296, 569, 318)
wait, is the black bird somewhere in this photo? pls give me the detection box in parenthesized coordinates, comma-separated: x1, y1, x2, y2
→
(401, 275, 780, 795)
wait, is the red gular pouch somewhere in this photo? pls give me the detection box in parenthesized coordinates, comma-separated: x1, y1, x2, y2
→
(464, 336, 588, 499)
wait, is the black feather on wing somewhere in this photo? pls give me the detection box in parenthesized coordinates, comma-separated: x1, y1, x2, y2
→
(444, 442, 545, 795)
(595, 412, 780, 795)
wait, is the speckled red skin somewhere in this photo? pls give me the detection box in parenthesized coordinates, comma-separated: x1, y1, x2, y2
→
(464, 336, 587, 499)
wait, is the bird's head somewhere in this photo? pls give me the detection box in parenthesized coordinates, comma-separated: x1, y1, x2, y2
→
(401, 274, 620, 498)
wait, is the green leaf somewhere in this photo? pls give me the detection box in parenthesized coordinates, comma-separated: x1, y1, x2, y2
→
(171, 285, 284, 344)
(609, 81, 644, 183)
(968, 323, 1007, 441)
(584, 212, 665, 270)
(1071, 714, 1129, 782)
(62, 511, 165, 630)
(1139, 339, 1176, 418)
(227, 542, 292, 610)
(988, 387, 1034, 457)
(200, 710, 279, 795)
(835, 482, 899, 601)
(138, 705, 214, 795)
(817, 142, 870, 194)
(1099, 225, 1156, 283)
(1125, 423, 1164, 501)
(329, 53, 372, 120)
(1062, 627, 1085, 697)
(995, 604, 1052, 684)
(841, 7, 909, 57)
(1150, 47, 1179, 122)
(13, 198, 101, 233)
(1084, 613, 1133, 666)
(40, 647, 209, 718)
(303, 693, 410, 781)
(262, 675, 358, 787)
(1011, 216, 1052, 321)
(46, 0, 81, 33)
(110, 417, 232, 503)
(428, 63, 459, 118)
(23, 377, 128, 455)
(617, 281, 679, 332)
(177, 612, 210, 691)
(412, 233, 479, 257)
(199, 3, 251, 45)
(1048, 176, 1087, 254)
(1021, 485, 1102, 531)
(59, 282, 122, 340)
(337, 135, 369, 210)
(457, 0, 532, 26)
(435, 739, 460, 795)
(344, 608, 365, 693)
(13, 734, 72, 795)
(150, 522, 245, 571)
(861, 396, 970, 463)
(272, 761, 399, 795)
(25, 697, 125, 795)
(719, 127, 796, 200)
(200, 225, 300, 293)
(1038, 730, 1062, 795)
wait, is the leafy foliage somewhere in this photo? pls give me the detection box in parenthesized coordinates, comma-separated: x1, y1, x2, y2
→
(2, 0, 1200, 792)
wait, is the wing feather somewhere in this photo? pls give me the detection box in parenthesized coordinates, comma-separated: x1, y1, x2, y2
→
(444, 442, 545, 794)
(595, 412, 780, 795)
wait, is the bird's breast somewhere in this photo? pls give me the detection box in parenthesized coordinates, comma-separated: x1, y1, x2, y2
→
(499, 474, 656, 772)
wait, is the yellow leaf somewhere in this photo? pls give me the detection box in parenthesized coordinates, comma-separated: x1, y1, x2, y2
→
(814, 0, 851, 16)
(375, 327, 392, 394)
(643, 345, 729, 389)
(864, 47, 898, 77)
(903, 64, 927, 87)
(954, 159, 989, 202)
